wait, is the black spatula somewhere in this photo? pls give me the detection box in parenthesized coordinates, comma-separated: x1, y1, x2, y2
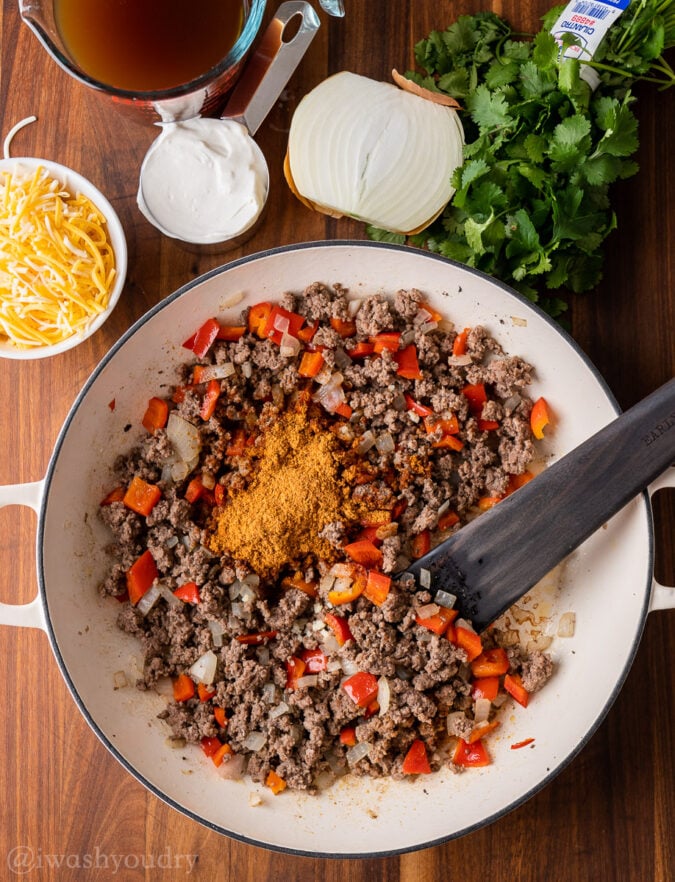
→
(403, 377, 675, 632)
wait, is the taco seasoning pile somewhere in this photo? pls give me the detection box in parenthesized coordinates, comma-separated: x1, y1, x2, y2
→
(98, 283, 553, 793)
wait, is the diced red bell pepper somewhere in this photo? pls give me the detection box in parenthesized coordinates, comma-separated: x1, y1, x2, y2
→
(100, 486, 125, 506)
(424, 413, 460, 436)
(328, 572, 366, 606)
(300, 647, 328, 673)
(214, 706, 227, 729)
(530, 397, 550, 440)
(261, 305, 305, 344)
(281, 573, 319, 598)
(265, 769, 287, 795)
(184, 318, 221, 358)
(343, 539, 383, 569)
(197, 683, 216, 702)
(404, 394, 433, 417)
(411, 529, 431, 559)
(171, 384, 196, 404)
(471, 676, 500, 702)
(200, 736, 222, 757)
(173, 581, 201, 604)
(478, 418, 500, 431)
(402, 739, 432, 774)
(364, 699, 380, 719)
(364, 570, 391, 606)
(123, 476, 162, 517)
(454, 626, 483, 662)
(394, 344, 423, 380)
(478, 496, 502, 511)
(226, 428, 247, 457)
(285, 656, 307, 690)
(452, 737, 491, 767)
(418, 301, 443, 323)
(468, 719, 501, 744)
(330, 317, 357, 337)
(438, 509, 460, 530)
(471, 647, 510, 678)
(298, 350, 325, 378)
(333, 402, 353, 419)
(248, 302, 273, 337)
(505, 471, 535, 496)
(511, 737, 535, 750)
(504, 673, 530, 707)
(462, 383, 488, 415)
(214, 484, 226, 506)
(185, 476, 214, 505)
(355, 526, 382, 546)
(347, 341, 375, 359)
(142, 397, 169, 433)
(452, 327, 470, 356)
(200, 379, 221, 421)
(235, 630, 278, 645)
(172, 673, 195, 703)
(324, 612, 353, 646)
(216, 324, 246, 342)
(211, 742, 233, 767)
(339, 726, 357, 747)
(297, 320, 318, 343)
(370, 332, 401, 353)
(415, 606, 458, 636)
(342, 671, 379, 708)
(126, 549, 158, 605)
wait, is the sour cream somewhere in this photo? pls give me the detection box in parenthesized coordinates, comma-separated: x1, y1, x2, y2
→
(138, 118, 269, 246)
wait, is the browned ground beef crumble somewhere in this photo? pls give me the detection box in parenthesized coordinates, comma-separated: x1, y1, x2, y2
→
(99, 283, 553, 791)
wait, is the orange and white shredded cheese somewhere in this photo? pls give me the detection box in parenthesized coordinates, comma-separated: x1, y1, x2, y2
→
(0, 164, 116, 348)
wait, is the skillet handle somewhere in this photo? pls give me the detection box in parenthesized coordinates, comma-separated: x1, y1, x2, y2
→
(0, 481, 46, 630)
(649, 467, 675, 612)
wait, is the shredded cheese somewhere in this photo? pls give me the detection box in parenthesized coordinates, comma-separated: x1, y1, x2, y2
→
(0, 163, 116, 348)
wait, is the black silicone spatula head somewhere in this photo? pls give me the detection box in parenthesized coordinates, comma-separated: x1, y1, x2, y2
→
(402, 377, 675, 632)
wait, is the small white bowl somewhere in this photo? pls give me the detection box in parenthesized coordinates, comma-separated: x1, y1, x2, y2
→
(0, 157, 127, 360)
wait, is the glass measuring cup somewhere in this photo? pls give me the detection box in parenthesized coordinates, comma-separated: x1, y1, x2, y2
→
(18, 0, 266, 123)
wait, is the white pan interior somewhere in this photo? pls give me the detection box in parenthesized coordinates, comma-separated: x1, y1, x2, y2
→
(38, 242, 652, 856)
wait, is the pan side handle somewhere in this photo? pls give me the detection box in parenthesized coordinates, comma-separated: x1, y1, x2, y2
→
(649, 467, 675, 612)
(0, 481, 47, 630)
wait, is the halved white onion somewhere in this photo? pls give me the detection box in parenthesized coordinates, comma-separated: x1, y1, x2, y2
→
(286, 71, 464, 235)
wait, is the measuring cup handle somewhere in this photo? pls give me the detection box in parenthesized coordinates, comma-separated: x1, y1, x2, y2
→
(649, 466, 675, 612)
(221, 1, 320, 135)
(0, 480, 47, 630)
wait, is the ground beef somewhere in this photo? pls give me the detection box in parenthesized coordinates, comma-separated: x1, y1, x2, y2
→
(99, 282, 554, 793)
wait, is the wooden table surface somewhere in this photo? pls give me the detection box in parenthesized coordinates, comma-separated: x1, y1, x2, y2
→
(1, 1, 674, 879)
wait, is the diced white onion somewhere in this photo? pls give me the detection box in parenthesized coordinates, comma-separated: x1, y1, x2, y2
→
(437, 499, 450, 516)
(242, 362, 253, 379)
(229, 580, 243, 601)
(230, 601, 244, 618)
(448, 354, 473, 366)
(208, 620, 225, 648)
(239, 583, 257, 604)
(332, 576, 352, 595)
(474, 697, 492, 723)
(375, 431, 395, 454)
(188, 650, 217, 685)
(377, 676, 390, 716)
(219, 753, 246, 779)
(346, 741, 372, 765)
(113, 670, 128, 690)
(136, 582, 161, 616)
(201, 470, 216, 490)
(434, 589, 457, 609)
(329, 563, 352, 578)
(262, 683, 278, 704)
(326, 659, 342, 673)
(248, 792, 263, 806)
(340, 658, 359, 676)
(296, 675, 319, 688)
(320, 633, 340, 654)
(319, 574, 336, 593)
(447, 711, 468, 735)
(347, 298, 365, 317)
(273, 313, 290, 333)
(314, 365, 333, 385)
(415, 307, 433, 325)
(256, 646, 270, 665)
(454, 618, 475, 633)
(417, 603, 440, 620)
(279, 332, 301, 357)
(166, 412, 201, 463)
(558, 611, 576, 638)
(243, 731, 266, 752)
(158, 584, 183, 608)
(419, 568, 431, 590)
(418, 320, 438, 335)
(418, 630, 433, 643)
(356, 430, 376, 454)
(199, 362, 236, 382)
(269, 701, 290, 720)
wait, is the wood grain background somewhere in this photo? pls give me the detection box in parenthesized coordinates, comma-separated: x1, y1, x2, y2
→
(0, 0, 673, 879)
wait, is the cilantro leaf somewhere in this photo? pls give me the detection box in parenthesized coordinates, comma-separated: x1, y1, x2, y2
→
(467, 84, 514, 131)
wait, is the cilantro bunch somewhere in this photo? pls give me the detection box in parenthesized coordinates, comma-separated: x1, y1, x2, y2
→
(369, 4, 675, 318)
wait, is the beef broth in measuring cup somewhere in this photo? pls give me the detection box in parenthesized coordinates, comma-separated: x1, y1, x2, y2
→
(19, 0, 266, 122)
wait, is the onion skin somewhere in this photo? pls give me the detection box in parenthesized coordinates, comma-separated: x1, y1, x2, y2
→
(391, 69, 462, 108)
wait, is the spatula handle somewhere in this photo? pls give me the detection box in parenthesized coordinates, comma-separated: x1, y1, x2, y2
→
(407, 377, 675, 630)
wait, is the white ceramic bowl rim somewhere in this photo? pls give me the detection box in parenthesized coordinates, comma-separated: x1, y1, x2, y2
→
(36, 241, 653, 857)
(0, 156, 127, 360)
